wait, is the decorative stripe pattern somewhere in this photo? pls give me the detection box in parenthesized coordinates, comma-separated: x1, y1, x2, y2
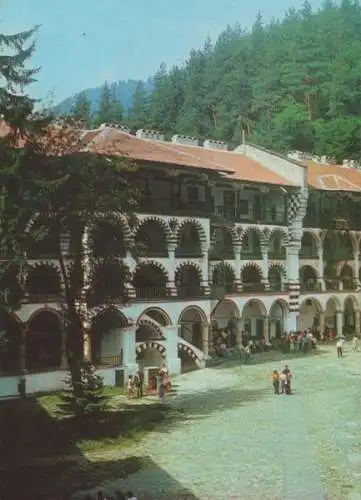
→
(136, 341, 166, 355)
(288, 282, 300, 312)
(178, 343, 199, 361)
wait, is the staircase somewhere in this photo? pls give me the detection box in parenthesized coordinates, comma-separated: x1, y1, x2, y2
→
(177, 336, 205, 368)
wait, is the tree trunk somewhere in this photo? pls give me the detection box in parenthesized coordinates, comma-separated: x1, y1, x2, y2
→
(65, 303, 84, 396)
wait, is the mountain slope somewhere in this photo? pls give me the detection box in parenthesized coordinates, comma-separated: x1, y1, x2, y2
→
(53, 78, 154, 115)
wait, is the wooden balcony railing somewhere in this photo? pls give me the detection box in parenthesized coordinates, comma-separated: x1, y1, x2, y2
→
(135, 287, 168, 299)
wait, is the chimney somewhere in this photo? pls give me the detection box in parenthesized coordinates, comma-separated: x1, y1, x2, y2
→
(203, 139, 228, 151)
(135, 129, 165, 141)
(171, 134, 199, 147)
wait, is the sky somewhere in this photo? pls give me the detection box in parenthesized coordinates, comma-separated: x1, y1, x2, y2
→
(0, 0, 324, 105)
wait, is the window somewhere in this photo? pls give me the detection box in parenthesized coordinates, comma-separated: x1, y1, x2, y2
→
(239, 199, 249, 215)
(187, 185, 199, 201)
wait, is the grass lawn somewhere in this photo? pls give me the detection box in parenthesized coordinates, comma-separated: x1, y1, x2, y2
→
(0, 386, 167, 461)
(0, 386, 170, 496)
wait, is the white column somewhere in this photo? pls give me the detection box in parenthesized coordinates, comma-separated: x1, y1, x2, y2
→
(317, 247, 325, 291)
(201, 248, 210, 294)
(319, 311, 325, 335)
(336, 311, 343, 336)
(236, 318, 244, 347)
(287, 246, 300, 331)
(121, 327, 138, 375)
(234, 245, 243, 291)
(166, 246, 177, 296)
(261, 245, 270, 290)
(263, 316, 269, 343)
(355, 310, 361, 334)
(201, 323, 210, 358)
(251, 318, 257, 336)
(353, 249, 360, 290)
(163, 324, 181, 374)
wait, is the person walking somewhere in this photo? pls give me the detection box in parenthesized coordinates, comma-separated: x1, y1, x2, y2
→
(272, 370, 280, 394)
(336, 338, 343, 358)
(352, 335, 359, 352)
(134, 370, 144, 398)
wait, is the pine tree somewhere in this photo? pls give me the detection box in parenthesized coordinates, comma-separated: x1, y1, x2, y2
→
(58, 360, 110, 420)
(71, 91, 92, 127)
(93, 81, 123, 127)
(127, 81, 149, 131)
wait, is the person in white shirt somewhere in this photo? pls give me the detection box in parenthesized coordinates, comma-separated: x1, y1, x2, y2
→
(352, 335, 359, 351)
(125, 492, 138, 500)
(336, 339, 344, 358)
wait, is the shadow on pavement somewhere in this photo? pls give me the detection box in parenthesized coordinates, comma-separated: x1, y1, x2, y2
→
(0, 396, 199, 499)
(70, 456, 200, 500)
(211, 348, 328, 369)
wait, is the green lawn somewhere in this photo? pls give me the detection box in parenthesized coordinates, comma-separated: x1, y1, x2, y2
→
(0, 387, 169, 496)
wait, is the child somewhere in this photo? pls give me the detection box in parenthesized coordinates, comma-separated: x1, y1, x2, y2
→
(272, 370, 280, 394)
(280, 372, 287, 394)
(127, 375, 134, 399)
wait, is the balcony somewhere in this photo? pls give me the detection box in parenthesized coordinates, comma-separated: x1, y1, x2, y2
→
(269, 248, 286, 260)
(137, 196, 213, 217)
(213, 206, 286, 226)
(299, 247, 318, 259)
(134, 286, 169, 300)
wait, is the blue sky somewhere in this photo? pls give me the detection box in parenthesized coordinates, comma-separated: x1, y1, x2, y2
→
(0, 0, 323, 104)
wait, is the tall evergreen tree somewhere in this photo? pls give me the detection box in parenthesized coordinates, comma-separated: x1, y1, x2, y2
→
(70, 91, 92, 127)
(93, 81, 123, 127)
(127, 81, 149, 130)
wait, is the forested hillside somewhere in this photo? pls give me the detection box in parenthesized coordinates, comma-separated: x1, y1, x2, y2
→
(125, 0, 361, 161)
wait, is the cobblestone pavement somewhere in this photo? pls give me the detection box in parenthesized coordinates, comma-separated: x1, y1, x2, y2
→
(75, 344, 361, 500)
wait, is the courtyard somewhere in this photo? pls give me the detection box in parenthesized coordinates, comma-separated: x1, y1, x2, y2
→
(72, 344, 361, 500)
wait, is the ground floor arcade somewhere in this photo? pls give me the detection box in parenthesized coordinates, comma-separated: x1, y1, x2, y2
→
(0, 292, 359, 396)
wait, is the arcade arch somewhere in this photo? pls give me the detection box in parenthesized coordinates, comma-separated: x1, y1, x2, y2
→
(269, 300, 288, 339)
(299, 298, 322, 331)
(26, 310, 63, 371)
(242, 299, 267, 338)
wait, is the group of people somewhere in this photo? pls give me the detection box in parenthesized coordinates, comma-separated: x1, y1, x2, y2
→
(127, 371, 144, 399)
(126, 363, 172, 400)
(272, 365, 293, 395)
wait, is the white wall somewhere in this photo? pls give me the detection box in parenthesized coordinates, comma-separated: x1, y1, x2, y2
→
(235, 144, 306, 187)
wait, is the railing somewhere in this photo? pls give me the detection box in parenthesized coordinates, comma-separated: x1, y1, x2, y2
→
(299, 247, 318, 259)
(242, 282, 265, 293)
(211, 283, 237, 296)
(24, 293, 63, 303)
(268, 249, 286, 259)
(241, 249, 262, 259)
(300, 280, 319, 292)
(177, 286, 205, 298)
(214, 206, 286, 225)
(209, 248, 234, 260)
(98, 355, 122, 367)
(324, 279, 340, 291)
(135, 287, 168, 299)
(175, 247, 203, 258)
(138, 197, 213, 217)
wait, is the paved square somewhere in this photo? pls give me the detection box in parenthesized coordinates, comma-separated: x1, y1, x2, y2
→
(77, 345, 361, 499)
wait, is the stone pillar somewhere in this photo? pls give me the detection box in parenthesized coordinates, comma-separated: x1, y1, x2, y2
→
(19, 324, 27, 373)
(317, 247, 325, 291)
(319, 311, 325, 335)
(353, 249, 360, 290)
(236, 318, 243, 347)
(336, 311, 343, 336)
(263, 316, 269, 343)
(163, 324, 181, 374)
(261, 244, 270, 290)
(234, 245, 243, 291)
(121, 327, 138, 375)
(166, 245, 177, 296)
(355, 310, 360, 334)
(287, 245, 301, 332)
(60, 324, 67, 369)
(201, 323, 210, 358)
(201, 248, 210, 294)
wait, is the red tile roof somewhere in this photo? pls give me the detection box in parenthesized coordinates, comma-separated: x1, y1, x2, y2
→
(307, 161, 361, 192)
(85, 128, 296, 187)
